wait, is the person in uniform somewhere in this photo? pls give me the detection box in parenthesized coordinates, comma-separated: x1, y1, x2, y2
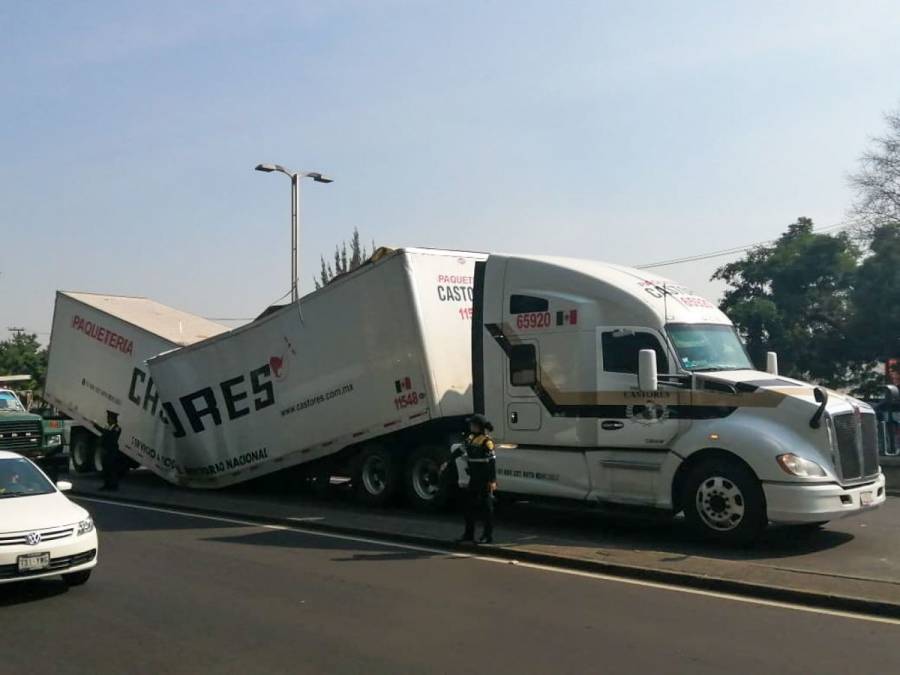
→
(100, 410, 122, 491)
(454, 414, 497, 544)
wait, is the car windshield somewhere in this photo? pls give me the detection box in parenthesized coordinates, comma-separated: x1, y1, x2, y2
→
(0, 391, 25, 412)
(667, 323, 754, 372)
(0, 458, 55, 497)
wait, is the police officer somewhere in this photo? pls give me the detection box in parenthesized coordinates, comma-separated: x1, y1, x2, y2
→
(100, 410, 122, 491)
(454, 414, 497, 544)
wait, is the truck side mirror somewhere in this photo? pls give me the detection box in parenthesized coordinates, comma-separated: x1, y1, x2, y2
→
(766, 352, 778, 376)
(638, 349, 658, 392)
(886, 385, 899, 405)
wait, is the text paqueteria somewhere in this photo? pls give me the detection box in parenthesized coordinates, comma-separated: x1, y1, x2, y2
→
(72, 315, 134, 355)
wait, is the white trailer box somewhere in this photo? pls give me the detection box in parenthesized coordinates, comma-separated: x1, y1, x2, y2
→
(147, 248, 485, 487)
(44, 292, 228, 475)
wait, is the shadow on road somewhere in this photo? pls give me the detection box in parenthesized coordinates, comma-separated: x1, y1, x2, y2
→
(79, 470, 858, 563)
(0, 579, 69, 607)
(85, 502, 246, 533)
(202, 529, 443, 562)
(495, 503, 856, 560)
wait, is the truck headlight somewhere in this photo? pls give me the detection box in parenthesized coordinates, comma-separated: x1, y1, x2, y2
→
(776, 453, 827, 478)
(77, 518, 94, 536)
(47, 434, 62, 447)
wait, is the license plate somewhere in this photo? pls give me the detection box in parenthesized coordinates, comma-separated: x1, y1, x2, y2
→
(17, 552, 50, 572)
(861, 491, 874, 506)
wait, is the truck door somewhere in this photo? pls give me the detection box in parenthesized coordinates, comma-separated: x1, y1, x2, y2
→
(594, 327, 688, 448)
(505, 339, 542, 432)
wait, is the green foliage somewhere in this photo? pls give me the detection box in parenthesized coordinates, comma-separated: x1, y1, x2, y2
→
(0, 333, 47, 392)
(315, 228, 375, 289)
(851, 223, 900, 363)
(713, 218, 861, 388)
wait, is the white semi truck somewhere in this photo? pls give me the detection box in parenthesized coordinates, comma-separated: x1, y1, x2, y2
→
(45, 247, 885, 543)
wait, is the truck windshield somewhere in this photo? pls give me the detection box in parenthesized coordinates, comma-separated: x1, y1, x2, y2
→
(0, 391, 25, 412)
(0, 458, 54, 497)
(667, 324, 753, 372)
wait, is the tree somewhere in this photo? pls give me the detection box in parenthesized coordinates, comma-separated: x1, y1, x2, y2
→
(850, 223, 900, 391)
(314, 228, 376, 289)
(849, 109, 900, 232)
(0, 333, 48, 391)
(713, 218, 861, 388)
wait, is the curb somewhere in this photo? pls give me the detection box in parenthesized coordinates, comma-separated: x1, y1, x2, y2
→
(74, 490, 900, 620)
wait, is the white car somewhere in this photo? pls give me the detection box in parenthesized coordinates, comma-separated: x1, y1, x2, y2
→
(0, 451, 97, 585)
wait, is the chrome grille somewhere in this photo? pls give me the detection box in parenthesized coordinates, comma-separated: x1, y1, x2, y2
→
(861, 413, 879, 476)
(0, 527, 74, 546)
(831, 412, 879, 482)
(0, 420, 43, 451)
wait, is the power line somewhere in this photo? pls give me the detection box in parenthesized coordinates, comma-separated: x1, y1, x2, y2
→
(635, 222, 851, 270)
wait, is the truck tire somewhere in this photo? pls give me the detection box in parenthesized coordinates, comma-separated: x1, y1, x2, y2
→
(63, 570, 92, 586)
(354, 446, 400, 507)
(404, 444, 452, 511)
(683, 457, 766, 546)
(70, 432, 95, 474)
(92, 448, 104, 474)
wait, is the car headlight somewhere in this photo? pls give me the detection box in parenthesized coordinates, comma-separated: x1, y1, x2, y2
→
(47, 434, 62, 447)
(776, 453, 827, 478)
(77, 517, 94, 536)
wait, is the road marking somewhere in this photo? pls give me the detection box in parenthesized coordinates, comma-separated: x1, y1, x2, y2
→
(78, 496, 900, 626)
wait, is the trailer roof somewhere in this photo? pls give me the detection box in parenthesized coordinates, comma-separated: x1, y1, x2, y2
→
(60, 292, 228, 346)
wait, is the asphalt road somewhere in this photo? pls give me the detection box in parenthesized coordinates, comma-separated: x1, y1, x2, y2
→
(0, 499, 896, 675)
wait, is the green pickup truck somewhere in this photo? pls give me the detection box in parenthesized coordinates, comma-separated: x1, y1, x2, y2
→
(0, 388, 67, 478)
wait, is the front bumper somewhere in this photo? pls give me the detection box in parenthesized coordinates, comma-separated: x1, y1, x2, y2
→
(764, 473, 886, 524)
(0, 530, 98, 584)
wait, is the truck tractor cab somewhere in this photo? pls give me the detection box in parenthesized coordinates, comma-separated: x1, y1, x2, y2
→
(475, 254, 885, 544)
(0, 385, 67, 480)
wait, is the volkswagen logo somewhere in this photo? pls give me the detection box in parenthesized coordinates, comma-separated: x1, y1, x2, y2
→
(26, 532, 42, 546)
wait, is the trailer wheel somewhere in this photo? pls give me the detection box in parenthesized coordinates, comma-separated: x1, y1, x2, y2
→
(683, 457, 766, 546)
(92, 448, 104, 474)
(405, 445, 451, 511)
(70, 432, 95, 474)
(354, 446, 400, 506)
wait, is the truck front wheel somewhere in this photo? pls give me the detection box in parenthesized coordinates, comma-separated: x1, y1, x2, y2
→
(683, 457, 766, 546)
(354, 446, 400, 507)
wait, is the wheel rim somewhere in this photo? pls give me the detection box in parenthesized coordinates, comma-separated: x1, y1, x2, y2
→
(695, 475, 745, 531)
(93, 450, 104, 473)
(411, 457, 440, 501)
(361, 455, 387, 495)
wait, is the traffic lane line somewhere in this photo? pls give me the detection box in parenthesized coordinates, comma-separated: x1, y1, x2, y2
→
(77, 496, 900, 626)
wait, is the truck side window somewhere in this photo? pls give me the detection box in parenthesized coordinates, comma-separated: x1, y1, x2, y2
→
(509, 295, 549, 314)
(601, 331, 669, 374)
(510, 344, 537, 386)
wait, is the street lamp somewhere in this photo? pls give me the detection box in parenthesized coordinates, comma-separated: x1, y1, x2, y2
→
(255, 163, 334, 303)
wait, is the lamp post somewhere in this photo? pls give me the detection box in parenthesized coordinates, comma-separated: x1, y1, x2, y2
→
(255, 163, 333, 303)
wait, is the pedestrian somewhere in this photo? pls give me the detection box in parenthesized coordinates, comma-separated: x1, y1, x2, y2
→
(99, 410, 122, 491)
(454, 414, 497, 544)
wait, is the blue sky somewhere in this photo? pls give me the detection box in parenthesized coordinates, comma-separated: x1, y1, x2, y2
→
(2, 1, 900, 338)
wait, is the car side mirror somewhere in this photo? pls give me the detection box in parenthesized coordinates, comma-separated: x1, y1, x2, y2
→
(56, 480, 73, 492)
(638, 349, 658, 392)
